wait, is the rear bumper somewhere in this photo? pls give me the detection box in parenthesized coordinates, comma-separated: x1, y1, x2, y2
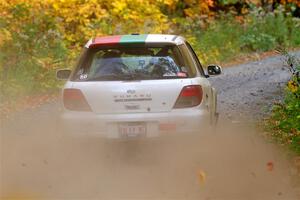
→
(59, 109, 210, 139)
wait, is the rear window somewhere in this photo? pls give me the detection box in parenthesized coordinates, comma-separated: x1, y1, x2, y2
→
(71, 44, 197, 81)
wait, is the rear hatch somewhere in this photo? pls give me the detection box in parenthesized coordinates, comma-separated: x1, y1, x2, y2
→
(71, 79, 192, 114)
(67, 35, 202, 114)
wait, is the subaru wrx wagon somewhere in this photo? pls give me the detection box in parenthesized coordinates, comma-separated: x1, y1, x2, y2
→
(57, 34, 222, 139)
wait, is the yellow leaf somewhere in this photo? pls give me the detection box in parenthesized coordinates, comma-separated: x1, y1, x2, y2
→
(197, 169, 206, 185)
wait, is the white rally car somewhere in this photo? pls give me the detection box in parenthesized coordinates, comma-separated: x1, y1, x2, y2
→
(57, 34, 222, 139)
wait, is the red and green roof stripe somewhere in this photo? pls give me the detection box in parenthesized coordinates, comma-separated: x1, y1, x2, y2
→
(88, 34, 178, 48)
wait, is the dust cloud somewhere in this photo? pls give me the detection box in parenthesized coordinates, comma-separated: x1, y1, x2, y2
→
(1, 105, 299, 200)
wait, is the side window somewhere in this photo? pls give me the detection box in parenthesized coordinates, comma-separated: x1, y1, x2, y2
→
(185, 42, 205, 76)
(178, 44, 197, 77)
(71, 47, 89, 80)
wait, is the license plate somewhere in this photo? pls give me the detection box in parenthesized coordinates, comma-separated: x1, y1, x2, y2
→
(118, 122, 147, 138)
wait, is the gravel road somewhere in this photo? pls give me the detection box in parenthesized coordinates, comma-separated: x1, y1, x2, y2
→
(210, 51, 300, 121)
(1, 52, 300, 200)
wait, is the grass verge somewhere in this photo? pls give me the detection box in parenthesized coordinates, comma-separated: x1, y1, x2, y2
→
(264, 50, 300, 155)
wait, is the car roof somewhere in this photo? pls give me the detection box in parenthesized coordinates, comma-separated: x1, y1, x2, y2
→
(85, 34, 186, 48)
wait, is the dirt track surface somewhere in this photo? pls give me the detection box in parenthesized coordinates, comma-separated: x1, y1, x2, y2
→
(1, 52, 300, 199)
(210, 51, 300, 121)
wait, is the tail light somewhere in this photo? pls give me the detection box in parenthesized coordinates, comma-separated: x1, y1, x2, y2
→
(173, 85, 203, 108)
(63, 88, 92, 111)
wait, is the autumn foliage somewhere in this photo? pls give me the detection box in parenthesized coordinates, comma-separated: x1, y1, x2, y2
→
(1, 0, 299, 46)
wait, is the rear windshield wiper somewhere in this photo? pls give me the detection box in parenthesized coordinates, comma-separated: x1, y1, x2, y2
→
(128, 72, 153, 80)
(85, 74, 136, 81)
(86, 73, 154, 81)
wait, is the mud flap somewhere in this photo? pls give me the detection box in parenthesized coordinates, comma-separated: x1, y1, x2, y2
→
(210, 87, 218, 127)
(214, 112, 219, 125)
